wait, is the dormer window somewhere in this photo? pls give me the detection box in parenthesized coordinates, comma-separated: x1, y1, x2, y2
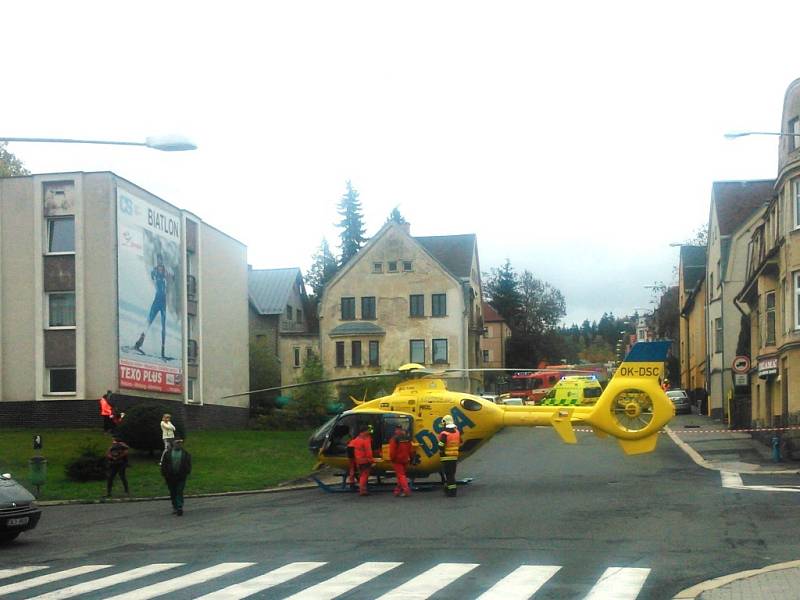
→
(373, 262, 383, 273)
(388, 261, 398, 272)
(403, 260, 413, 272)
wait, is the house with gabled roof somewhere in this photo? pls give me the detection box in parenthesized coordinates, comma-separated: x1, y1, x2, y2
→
(706, 179, 774, 419)
(249, 267, 318, 388)
(318, 221, 485, 395)
(678, 245, 707, 410)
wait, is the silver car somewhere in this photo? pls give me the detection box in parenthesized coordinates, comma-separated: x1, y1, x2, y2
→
(0, 473, 42, 542)
(666, 389, 692, 415)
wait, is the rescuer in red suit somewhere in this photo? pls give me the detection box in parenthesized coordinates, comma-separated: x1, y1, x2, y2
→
(351, 425, 376, 496)
(389, 424, 413, 497)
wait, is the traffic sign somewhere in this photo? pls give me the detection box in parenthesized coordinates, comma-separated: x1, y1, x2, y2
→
(732, 356, 750, 373)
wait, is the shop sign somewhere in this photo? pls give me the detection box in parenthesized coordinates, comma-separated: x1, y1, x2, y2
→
(758, 358, 778, 378)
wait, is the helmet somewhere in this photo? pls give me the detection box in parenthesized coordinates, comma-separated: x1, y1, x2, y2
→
(445, 422, 457, 429)
(441, 415, 454, 426)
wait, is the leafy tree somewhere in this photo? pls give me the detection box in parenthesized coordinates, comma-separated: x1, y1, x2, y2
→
(686, 224, 708, 246)
(287, 352, 331, 426)
(0, 142, 29, 177)
(517, 271, 566, 336)
(386, 206, 407, 225)
(337, 181, 368, 265)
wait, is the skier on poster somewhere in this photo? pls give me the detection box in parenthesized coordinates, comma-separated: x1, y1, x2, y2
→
(133, 253, 170, 359)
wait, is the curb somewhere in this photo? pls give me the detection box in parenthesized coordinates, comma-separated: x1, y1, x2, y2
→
(36, 475, 339, 507)
(673, 559, 800, 599)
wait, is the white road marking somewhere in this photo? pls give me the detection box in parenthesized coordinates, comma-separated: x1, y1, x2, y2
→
(0, 566, 49, 580)
(283, 561, 402, 599)
(28, 564, 183, 600)
(476, 565, 561, 599)
(104, 562, 254, 600)
(194, 562, 327, 599)
(376, 562, 478, 599)
(721, 470, 800, 492)
(0, 565, 111, 596)
(583, 567, 650, 600)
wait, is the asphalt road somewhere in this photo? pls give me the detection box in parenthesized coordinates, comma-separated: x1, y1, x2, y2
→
(3, 423, 800, 599)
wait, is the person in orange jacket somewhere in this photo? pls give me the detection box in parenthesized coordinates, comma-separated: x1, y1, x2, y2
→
(351, 424, 376, 496)
(389, 424, 413, 497)
(346, 433, 358, 489)
(99, 391, 115, 432)
(438, 415, 461, 497)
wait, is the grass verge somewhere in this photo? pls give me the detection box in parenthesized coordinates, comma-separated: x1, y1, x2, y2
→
(0, 429, 316, 502)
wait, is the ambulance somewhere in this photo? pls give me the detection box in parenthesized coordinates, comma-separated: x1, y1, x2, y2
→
(539, 375, 603, 406)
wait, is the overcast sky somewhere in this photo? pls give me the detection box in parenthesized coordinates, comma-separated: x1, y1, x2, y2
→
(3, 1, 798, 325)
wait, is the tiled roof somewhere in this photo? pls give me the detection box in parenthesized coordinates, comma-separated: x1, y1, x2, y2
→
(680, 245, 706, 290)
(482, 301, 504, 323)
(329, 322, 386, 337)
(712, 180, 774, 236)
(249, 268, 302, 315)
(414, 234, 476, 279)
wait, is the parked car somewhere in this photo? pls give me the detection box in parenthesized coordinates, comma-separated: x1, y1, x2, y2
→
(666, 389, 692, 415)
(499, 397, 524, 406)
(0, 472, 42, 542)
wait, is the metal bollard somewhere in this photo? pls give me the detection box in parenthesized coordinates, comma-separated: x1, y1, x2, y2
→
(771, 435, 782, 463)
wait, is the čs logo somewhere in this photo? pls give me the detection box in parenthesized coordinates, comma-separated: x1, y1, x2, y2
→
(119, 196, 134, 215)
(414, 407, 476, 458)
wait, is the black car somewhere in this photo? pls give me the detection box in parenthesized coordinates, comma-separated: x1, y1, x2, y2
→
(0, 473, 42, 542)
(666, 389, 692, 415)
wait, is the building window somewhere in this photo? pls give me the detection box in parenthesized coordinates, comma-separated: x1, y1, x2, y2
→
(714, 318, 723, 354)
(47, 292, 75, 327)
(432, 338, 448, 364)
(432, 293, 447, 317)
(294, 347, 301, 368)
(410, 294, 424, 317)
(341, 297, 355, 320)
(307, 347, 314, 360)
(794, 272, 800, 329)
(352, 341, 362, 367)
(388, 261, 398, 272)
(48, 368, 76, 393)
(794, 179, 800, 229)
(766, 291, 776, 346)
(336, 341, 345, 367)
(373, 262, 383, 273)
(47, 216, 75, 253)
(286, 305, 293, 320)
(296, 308, 302, 323)
(790, 117, 800, 152)
(361, 296, 376, 320)
(369, 341, 379, 366)
(187, 377, 196, 401)
(403, 261, 412, 272)
(410, 339, 425, 363)
(483, 349, 490, 362)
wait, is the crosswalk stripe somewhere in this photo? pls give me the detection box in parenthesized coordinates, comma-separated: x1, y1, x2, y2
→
(584, 567, 650, 600)
(194, 562, 327, 599)
(376, 562, 479, 599)
(0, 566, 49, 581)
(0, 565, 111, 596)
(475, 565, 562, 599)
(283, 561, 402, 600)
(27, 563, 184, 600)
(104, 562, 255, 600)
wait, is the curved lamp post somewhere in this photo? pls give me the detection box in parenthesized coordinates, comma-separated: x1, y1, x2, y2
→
(724, 131, 800, 139)
(0, 134, 197, 152)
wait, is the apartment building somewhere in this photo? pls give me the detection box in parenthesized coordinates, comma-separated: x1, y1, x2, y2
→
(678, 245, 707, 409)
(0, 172, 249, 428)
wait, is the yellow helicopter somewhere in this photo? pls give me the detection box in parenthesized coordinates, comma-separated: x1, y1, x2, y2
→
(231, 341, 675, 485)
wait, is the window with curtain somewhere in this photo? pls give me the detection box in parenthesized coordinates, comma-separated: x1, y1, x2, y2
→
(48, 292, 75, 327)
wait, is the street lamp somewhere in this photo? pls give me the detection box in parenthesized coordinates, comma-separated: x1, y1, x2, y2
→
(724, 131, 800, 139)
(0, 134, 197, 152)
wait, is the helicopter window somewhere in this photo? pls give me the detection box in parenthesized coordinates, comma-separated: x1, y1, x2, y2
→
(460, 398, 482, 411)
(381, 414, 413, 444)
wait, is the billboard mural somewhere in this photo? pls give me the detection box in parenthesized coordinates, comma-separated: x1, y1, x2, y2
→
(117, 189, 183, 394)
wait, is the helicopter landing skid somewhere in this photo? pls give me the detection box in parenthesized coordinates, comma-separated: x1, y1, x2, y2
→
(309, 474, 474, 493)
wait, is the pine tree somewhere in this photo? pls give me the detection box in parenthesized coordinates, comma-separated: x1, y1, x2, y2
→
(484, 260, 523, 327)
(386, 206, 407, 225)
(337, 181, 368, 265)
(306, 238, 338, 299)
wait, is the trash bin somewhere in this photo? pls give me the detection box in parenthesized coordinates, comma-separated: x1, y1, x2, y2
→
(29, 456, 47, 487)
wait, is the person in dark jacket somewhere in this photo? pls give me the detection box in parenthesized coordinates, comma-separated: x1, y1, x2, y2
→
(105, 436, 130, 497)
(160, 438, 192, 515)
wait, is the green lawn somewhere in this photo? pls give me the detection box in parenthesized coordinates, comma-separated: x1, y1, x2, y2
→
(0, 429, 316, 502)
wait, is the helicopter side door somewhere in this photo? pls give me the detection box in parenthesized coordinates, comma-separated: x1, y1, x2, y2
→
(321, 413, 383, 457)
(378, 413, 414, 462)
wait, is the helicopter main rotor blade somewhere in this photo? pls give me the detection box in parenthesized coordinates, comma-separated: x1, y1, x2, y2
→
(220, 371, 402, 399)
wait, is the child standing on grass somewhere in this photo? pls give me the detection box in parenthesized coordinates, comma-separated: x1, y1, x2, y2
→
(159, 413, 175, 466)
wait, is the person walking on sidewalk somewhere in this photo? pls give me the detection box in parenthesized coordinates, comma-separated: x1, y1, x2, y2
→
(438, 415, 461, 497)
(159, 413, 176, 465)
(161, 438, 191, 516)
(389, 424, 413, 497)
(105, 436, 130, 497)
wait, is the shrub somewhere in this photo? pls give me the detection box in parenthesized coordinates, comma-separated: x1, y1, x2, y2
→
(65, 443, 107, 482)
(115, 404, 186, 452)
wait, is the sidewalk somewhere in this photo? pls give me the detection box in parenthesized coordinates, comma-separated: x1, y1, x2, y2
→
(669, 409, 800, 599)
